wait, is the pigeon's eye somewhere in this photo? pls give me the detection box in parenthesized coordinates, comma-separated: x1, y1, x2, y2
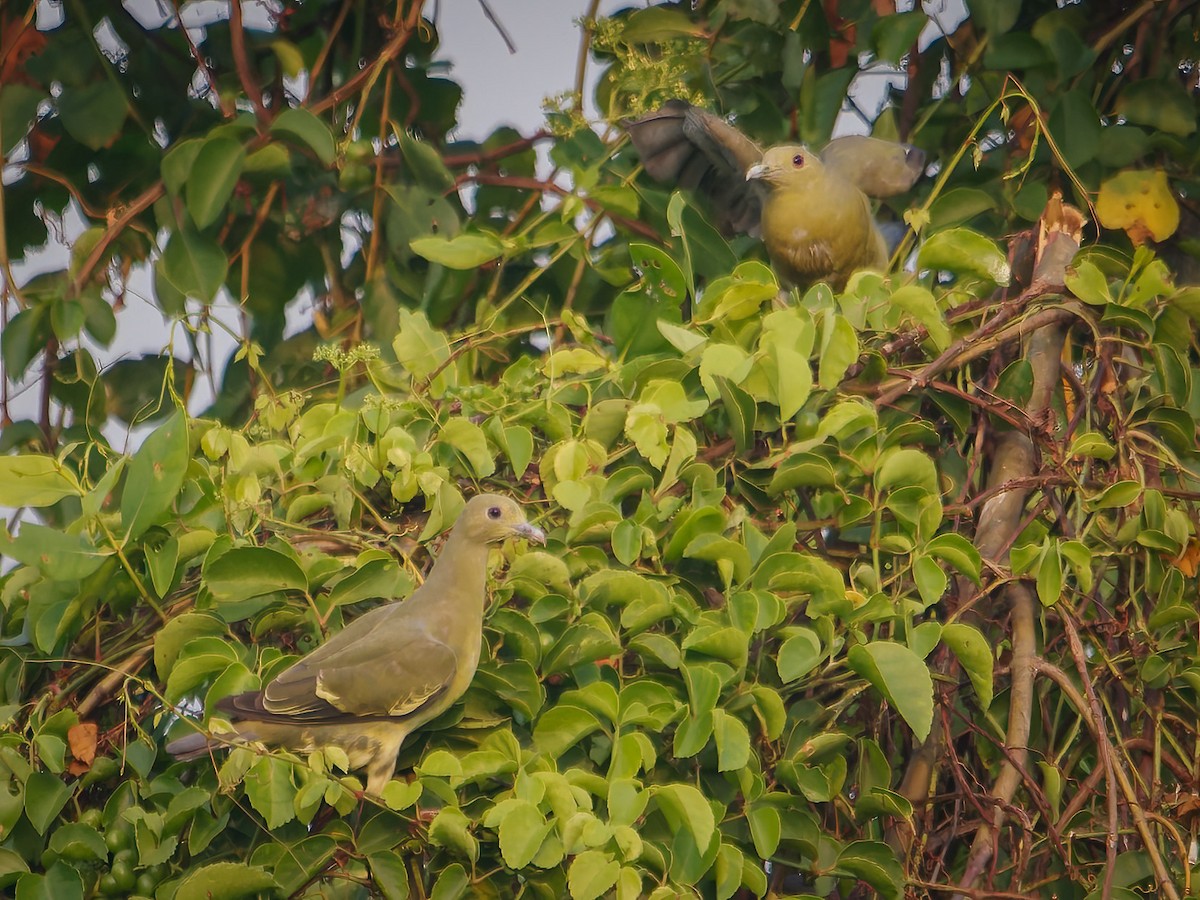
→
(487, 506, 502, 520)
(792, 154, 805, 168)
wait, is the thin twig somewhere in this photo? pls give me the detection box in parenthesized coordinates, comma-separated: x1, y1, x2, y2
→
(475, 0, 517, 54)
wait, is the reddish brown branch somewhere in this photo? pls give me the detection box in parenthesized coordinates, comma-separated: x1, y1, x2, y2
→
(229, 0, 270, 125)
(70, 183, 165, 296)
(441, 131, 550, 168)
(310, 1, 427, 116)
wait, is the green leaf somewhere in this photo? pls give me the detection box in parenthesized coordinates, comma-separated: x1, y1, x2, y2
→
(439, 419, 496, 477)
(245, 756, 296, 829)
(496, 800, 551, 869)
(160, 226, 229, 303)
(0, 847, 29, 888)
(57, 81, 127, 150)
(712, 710, 751, 772)
(23, 772, 72, 834)
(834, 840, 904, 900)
(872, 10, 927, 64)
(621, 6, 706, 41)
(1, 84, 43, 155)
(15, 863, 83, 900)
(913, 555, 947, 606)
(928, 187, 997, 228)
(889, 285, 950, 350)
(175, 862, 279, 900)
(847, 642, 934, 741)
(941, 622, 994, 709)
(1049, 89, 1101, 167)
(162, 139, 205, 196)
(1115, 79, 1197, 137)
(777, 628, 822, 683)
(875, 447, 938, 494)
(653, 784, 715, 850)
(568, 850, 620, 900)
(381, 780, 422, 812)
(399, 132, 455, 192)
(1065, 261, 1112, 306)
(1036, 539, 1063, 606)
(534, 705, 602, 756)
(428, 807, 477, 863)
(817, 311, 858, 388)
(367, 850, 411, 900)
(0, 455, 81, 507)
(121, 409, 189, 541)
(186, 137, 246, 229)
(327, 558, 412, 608)
(205, 546, 308, 602)
(1, 306, 48, 380)
(747, 803, 782, 859)
(966, 0, 1020, 34)
(271, 107, 336, 164)
(918, 228, 1011, 285)
(393, 309, 453, 394)
(714, 377, 756, 453)
(48, 823, 107, 862)
(5, 524, 101, 581)
(923, 533, 982, 583)
(657, 319, 706, 354)
(410, 233, 506, 269)
(1086, 480, 1143, 510)
(154, 612, 226, 681)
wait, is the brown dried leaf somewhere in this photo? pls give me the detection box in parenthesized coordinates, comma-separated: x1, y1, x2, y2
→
(68, 722, 98, 768)
(1172, 538, 1200, 578)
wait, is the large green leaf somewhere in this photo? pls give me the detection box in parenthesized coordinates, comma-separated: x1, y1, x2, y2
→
(160, 227, 229, 303)
(121, 410, 189, 541)
(175, 862, 279, 900)
(186, 137, 246, 229)
(57, 81, 127, 150)
(204, 547, 308, 602)
(847, 642, 934, 741)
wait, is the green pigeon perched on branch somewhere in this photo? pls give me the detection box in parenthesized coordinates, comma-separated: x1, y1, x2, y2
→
(624, 100, 925, 289)
(166, 494, 545, 796)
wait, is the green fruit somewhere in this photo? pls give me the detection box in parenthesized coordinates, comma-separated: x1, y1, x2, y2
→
(794, 411, 820, 438)
(79, 808, 103, 829)
(110, 858, 136, 892)
(105, 825, 134, 853)
(98, 873, 121, 895)
(113, 847, 137, 867)
(136, 872, 160, 895)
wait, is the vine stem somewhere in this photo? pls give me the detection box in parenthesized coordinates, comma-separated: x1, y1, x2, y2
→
(1060, 608, 1182, 900)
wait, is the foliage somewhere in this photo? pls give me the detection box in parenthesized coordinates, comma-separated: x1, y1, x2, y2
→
(1, 1, 1200, 899)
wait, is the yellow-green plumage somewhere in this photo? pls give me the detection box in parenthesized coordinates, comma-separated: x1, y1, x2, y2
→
(624, 101, 924, 289)
(166, 494, 544, 796)
(747, 145, 889, 289)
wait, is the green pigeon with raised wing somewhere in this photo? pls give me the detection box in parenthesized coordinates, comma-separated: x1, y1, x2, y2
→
(625, 100, 925, 289)
(167, 493, 545, 796)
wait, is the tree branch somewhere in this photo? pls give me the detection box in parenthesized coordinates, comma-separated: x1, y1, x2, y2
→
(229, 0, 270, 125)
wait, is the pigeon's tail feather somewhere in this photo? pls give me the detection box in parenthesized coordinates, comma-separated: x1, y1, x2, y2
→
(165, 731, 217, 761)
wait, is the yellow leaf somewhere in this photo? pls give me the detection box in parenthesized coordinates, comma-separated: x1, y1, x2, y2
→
(1096, 169, 1179, 243)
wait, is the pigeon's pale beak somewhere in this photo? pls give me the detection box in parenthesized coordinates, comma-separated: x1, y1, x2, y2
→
(514, 522, 546, 545)
(745, 163, 768, 181)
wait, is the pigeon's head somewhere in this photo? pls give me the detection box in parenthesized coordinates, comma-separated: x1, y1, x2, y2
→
(745, 144, 824, 190)
(460, 493, 545, 545)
